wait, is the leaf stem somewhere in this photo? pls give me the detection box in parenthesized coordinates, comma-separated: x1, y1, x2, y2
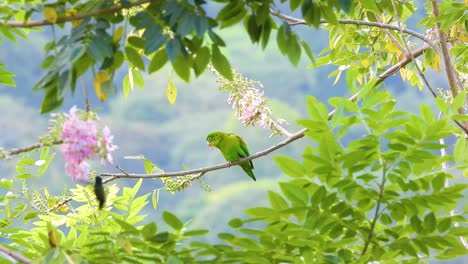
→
(361, 163, 387, 257)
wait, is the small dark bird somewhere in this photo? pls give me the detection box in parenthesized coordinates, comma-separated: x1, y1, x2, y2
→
(94, 176, 106, 210)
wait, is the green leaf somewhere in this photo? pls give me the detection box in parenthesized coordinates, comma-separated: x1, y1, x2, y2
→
(301, 40, 315, 63)
(40, 84, 63, 113)
(149, 49, 168, 74)
(150, 232, 169, 243)
(287, 35, 302, 66)
(211, 45, 232, 80)
(279, 182, 308, 205)
(166, 38, 182, 63)
(167, 256, 183, 264)
(0, 179, 13, 189)
(183, 229, 209, 237)
(380, 213, 392, 225)
(306, 95, 329, 122)
(228, 218, 243, 228)
(172, 55, 191, 82)
(123, 74, 131, 97)
(114, 219, 139, 234)
(125, 46, 145, 70)
(163, 211, 183, 230)
(424, 212, 437, 233)
(144, 159, 154, 174)
(260, 19, 272, 49)
(420, 104, 434, 124)
(0, 65, 16, 87)
(151, 189, 159, 210)
(132, 68, 144, 89)
(208, 31, 225, 46)
(273, 156, 305, 178)
(451, 91, 466, 113)
(276, 22, 290, 55)
(142, 222, 157, 240)
(268, 191, 289, 210)
(437, 218, 451, 232)
(244, 207, 278, 218)
(454, 136, 466, 164)
(410, 216, 422, 233)
(193, 46, 210, 76)
(432, 173, 445, 192)
(15, 174, 33, 179)
(166, 78, 177, 104)
(245, 15, 262, 43)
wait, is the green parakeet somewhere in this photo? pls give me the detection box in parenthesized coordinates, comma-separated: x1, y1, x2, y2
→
(94, 176, 106, 210)
(206, 131, 256, 181)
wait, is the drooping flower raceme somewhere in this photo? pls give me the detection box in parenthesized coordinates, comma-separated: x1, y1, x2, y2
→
(216, 69, 273, 129)
(57, 106, 117, 182)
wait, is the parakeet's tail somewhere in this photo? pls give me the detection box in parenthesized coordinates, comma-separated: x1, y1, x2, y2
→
(241, 163, 256, 181)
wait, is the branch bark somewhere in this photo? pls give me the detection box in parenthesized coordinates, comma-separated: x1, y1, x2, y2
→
(3, 140, 63, 157)
(0, 0, 153, 28)
(269, 9, 438, 51)
(431, 1, 460, 98)
(0, 245, 32, 264)
(431, 0, 467, 127)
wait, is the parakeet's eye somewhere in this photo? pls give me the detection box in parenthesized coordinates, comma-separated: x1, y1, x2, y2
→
(207, 137, 211, 141)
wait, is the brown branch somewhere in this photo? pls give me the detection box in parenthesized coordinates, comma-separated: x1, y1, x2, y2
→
(4, 140, 63, 157)
(0, 245, 32, 264)
(0, 0, 153, 28)
(431, 0, 467, 123)
(269, 9, 438, 51)
(99, 91, 362, 180)
(389, 0, 438, 98)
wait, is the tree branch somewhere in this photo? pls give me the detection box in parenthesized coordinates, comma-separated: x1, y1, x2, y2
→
(99, 91, 362, 180)
(3, 140, 63, 157)
(269, 9, 438, 51)
(389, 0, 438, 98)
(0, 0, 153, 28)
(431, 0, 467, 122)
(0, 245, 32, 264)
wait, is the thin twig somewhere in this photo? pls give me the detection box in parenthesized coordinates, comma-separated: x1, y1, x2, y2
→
(99, 92, 362, 179)
(4, 140, 63, 157)
(98, 46, 436, 180)
(361, 163, 388, 256)
(269, 9, 438, 51)
(0, 245, 32, 264)
(389, 0, 438, 98)
(116, 165, 130, 176)
(0, 0, 153, 28)
(270, 119, 294, 138)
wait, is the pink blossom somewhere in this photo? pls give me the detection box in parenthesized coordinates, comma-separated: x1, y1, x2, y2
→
(56, 106, 117, 182)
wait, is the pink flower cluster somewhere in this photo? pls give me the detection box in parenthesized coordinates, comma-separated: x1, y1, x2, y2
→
(59, 106, 117, 182)
(228, 86, 272, 128)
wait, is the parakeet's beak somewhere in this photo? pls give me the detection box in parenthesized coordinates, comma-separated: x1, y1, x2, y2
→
(207, 142, 212, 148)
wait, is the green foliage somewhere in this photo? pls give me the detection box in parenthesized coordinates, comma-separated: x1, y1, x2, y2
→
(0, 0, 355, 111)
(185, 90, 468, 263)
(0, 0, 467, 263)
(1, 178, 212, 263)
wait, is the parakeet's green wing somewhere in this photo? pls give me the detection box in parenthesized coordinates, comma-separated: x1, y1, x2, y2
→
(236, 135, 254, 169)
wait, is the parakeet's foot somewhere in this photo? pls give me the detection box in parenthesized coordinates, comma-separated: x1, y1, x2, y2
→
(227, 161, 233, 167)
